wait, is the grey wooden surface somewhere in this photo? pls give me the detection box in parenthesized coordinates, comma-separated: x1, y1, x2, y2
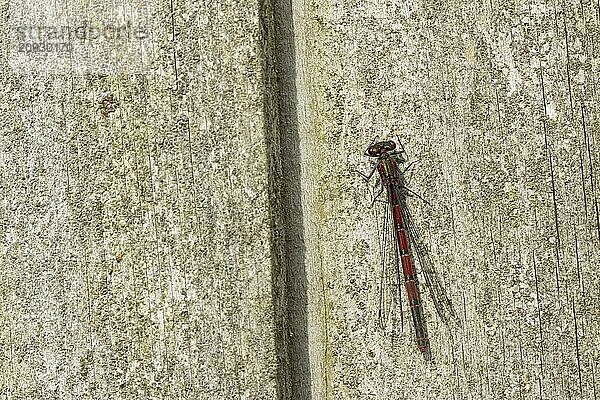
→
(292, 0, 600, 398)
(1, 0, 599, 399)
(1, 1, 278, 399)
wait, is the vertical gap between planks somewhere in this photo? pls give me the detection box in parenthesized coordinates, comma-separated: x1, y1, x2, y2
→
(260, 0, 312, 398)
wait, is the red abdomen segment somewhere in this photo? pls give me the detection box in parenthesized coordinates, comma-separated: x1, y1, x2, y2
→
(389, 185, 430, 356)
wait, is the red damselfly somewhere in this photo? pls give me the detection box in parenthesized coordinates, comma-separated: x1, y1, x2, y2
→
(356, 139, 458, 360)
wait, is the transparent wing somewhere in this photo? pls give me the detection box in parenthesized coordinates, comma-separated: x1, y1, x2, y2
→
(375, 189, 404, 334)
(399, 202, 460, 327)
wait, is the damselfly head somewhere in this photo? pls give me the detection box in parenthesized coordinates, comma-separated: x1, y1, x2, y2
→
(366, 140, 396, 157)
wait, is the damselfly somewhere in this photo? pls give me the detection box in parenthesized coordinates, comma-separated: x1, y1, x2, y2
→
(356, 139, 458, 360)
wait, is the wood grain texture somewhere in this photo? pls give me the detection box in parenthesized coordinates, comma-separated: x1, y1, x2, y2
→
(1, 1, 278, 399)
(291, 0, 600, 398)
(2, 0, 600, 399)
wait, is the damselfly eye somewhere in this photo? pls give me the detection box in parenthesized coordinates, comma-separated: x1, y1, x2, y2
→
(367, 146, 379, 157)
(384, 141, 396, 150)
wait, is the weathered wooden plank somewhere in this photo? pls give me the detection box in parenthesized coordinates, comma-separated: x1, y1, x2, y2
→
(1, 1, 279, 398)
(291, 0, 600, 398)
